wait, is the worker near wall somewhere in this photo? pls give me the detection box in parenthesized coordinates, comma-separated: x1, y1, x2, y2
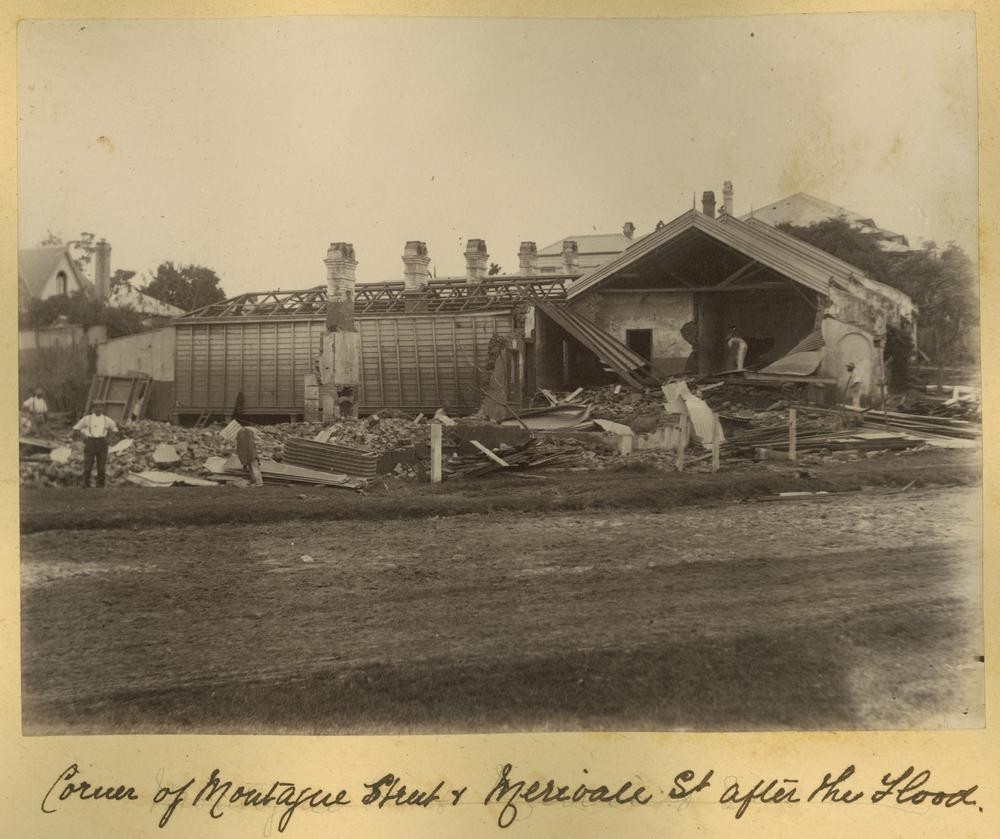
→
(724, 326, 748, 371)
(72, 401, 118, 488)
(235, 425, 264, 487)
(21, 388, 49, 435)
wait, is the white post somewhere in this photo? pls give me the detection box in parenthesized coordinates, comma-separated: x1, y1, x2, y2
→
(675, 411, 688, 471)
(789, 407, 797, 463)
(430, 422, 442, 484)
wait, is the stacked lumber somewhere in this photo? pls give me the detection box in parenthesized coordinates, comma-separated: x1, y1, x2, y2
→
(282, 437, 379, 478)
(444, 439, 583, 479)
(850, 408, 981, 440)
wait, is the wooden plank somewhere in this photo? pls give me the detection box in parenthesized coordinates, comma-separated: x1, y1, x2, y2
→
(290, 321, 296, 408)
(470, 439, 509, 467)
(273, 322, 279, 407)
(358, 322, 368, 405)
(430, 318, 442, 406)
(430, 422, 442, 484)
(374, 318, 385, 405)
(222, 323, 228, 406)
(789, 407, 798, 462)
(562, 387, 583, 403)
(393, 319, 404, 402)
(450, 319, 460, 406)
(675, 411, 689, 471)
(239, 322, 245, 405)
(206, 324, 211, 404)
(411, 319, 422, 404)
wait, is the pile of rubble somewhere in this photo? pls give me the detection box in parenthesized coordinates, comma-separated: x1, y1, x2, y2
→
(575, 386, 670, 431)
(20, 415, 432, 488)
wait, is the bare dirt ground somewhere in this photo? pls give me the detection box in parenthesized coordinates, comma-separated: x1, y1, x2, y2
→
(20, 477, 983, 734)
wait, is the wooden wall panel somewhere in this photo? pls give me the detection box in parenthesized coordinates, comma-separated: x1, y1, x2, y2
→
(174, 312, 515, 414)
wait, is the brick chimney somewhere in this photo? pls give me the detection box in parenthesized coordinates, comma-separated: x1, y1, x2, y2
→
(562, 239, 579, 274)
(623, 221, 636, 240)
(319, 241, 360, 421)
(464, 238, 488, 283)
(324, 242, 357, 332)
(702, 191, 716, 218)
(402, 240, 431, 291)
(94, 239, 111, 300)
(723, 181, 734, 217)
(518, 241, 538, 275)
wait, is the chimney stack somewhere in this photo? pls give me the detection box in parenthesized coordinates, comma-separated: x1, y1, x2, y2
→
(518, 241, 538, 275)
(94, 239, 111, 300)
(464, 238, 489, 283)
(324, 242, 357, 332)
(402, 240, 431, 291)
(723, 181, 734, 217)
(562, 239, 579, 274)
(623, 221, 636, 240)
(702, 191, 716, 218)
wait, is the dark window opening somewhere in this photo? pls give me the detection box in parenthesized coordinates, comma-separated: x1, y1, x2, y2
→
(625, 328, 653, 361)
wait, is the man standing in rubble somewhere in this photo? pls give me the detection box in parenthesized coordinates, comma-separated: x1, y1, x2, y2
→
(72, 401, 118, 488)
(21, 387, 49, 435)
(235, 424, 264, 487)
(725, 325, 748, 371)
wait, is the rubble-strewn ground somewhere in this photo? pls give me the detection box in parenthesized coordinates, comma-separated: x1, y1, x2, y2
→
(20, 458, 983, 734)
(20, 448, 980, 533)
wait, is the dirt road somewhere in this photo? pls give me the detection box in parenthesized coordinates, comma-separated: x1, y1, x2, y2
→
(21, 486, 983, 734)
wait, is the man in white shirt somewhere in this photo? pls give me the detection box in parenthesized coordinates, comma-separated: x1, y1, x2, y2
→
(72, 401, 119, 488)
(725, 326, 748, 371)
(21, 388, 49, 435)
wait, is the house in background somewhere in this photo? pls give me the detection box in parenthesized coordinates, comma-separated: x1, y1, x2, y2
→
(17, 245, 94, 312)
(107, 270, 185, 326)
(742, 192, 913, 254)
(532, 223, 638, 275)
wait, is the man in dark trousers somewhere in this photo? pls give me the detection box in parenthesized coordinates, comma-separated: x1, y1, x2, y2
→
(73, 401, 119, 487)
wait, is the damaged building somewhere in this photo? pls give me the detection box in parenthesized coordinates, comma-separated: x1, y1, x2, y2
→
(96, 188, 914, 423)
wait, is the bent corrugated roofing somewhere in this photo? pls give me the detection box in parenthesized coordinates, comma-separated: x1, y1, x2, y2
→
(535, 300, 658, 389)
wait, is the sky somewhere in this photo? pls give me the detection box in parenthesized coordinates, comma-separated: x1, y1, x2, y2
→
(17, 12, 978, 298)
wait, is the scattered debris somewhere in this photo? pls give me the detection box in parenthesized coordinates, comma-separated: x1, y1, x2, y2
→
(152, 443, 181, 466)
(108, 438, 134, 454)
(127, 471, 219, 488)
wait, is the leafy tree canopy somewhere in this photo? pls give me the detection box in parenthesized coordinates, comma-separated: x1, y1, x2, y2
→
(18, 292, 146, 340)
(143, 262, 226, 312)
(777, 218, 978, 366)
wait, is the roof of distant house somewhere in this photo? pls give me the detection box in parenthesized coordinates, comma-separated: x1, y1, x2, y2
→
(17, 246, 94, 298)
(537, 232, 635, 257)
(741, 192, 909, 249)
(108, 284, 186, 317)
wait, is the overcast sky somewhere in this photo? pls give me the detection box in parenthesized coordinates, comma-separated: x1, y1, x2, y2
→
(18, 12, 977, 297)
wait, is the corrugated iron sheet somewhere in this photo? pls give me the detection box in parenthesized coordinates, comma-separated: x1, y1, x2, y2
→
(535, 301, 658, 388)
(282, 438, 379, 478)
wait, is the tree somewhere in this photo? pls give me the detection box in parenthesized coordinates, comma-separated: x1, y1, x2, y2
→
(39, 231, 98, 275)
(776, 219, 979, 374)
(18, 291, 146, 339)
(143, 262, 226, 312)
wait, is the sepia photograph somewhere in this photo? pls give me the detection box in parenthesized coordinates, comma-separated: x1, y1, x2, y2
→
(16, 11, 983, 736)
